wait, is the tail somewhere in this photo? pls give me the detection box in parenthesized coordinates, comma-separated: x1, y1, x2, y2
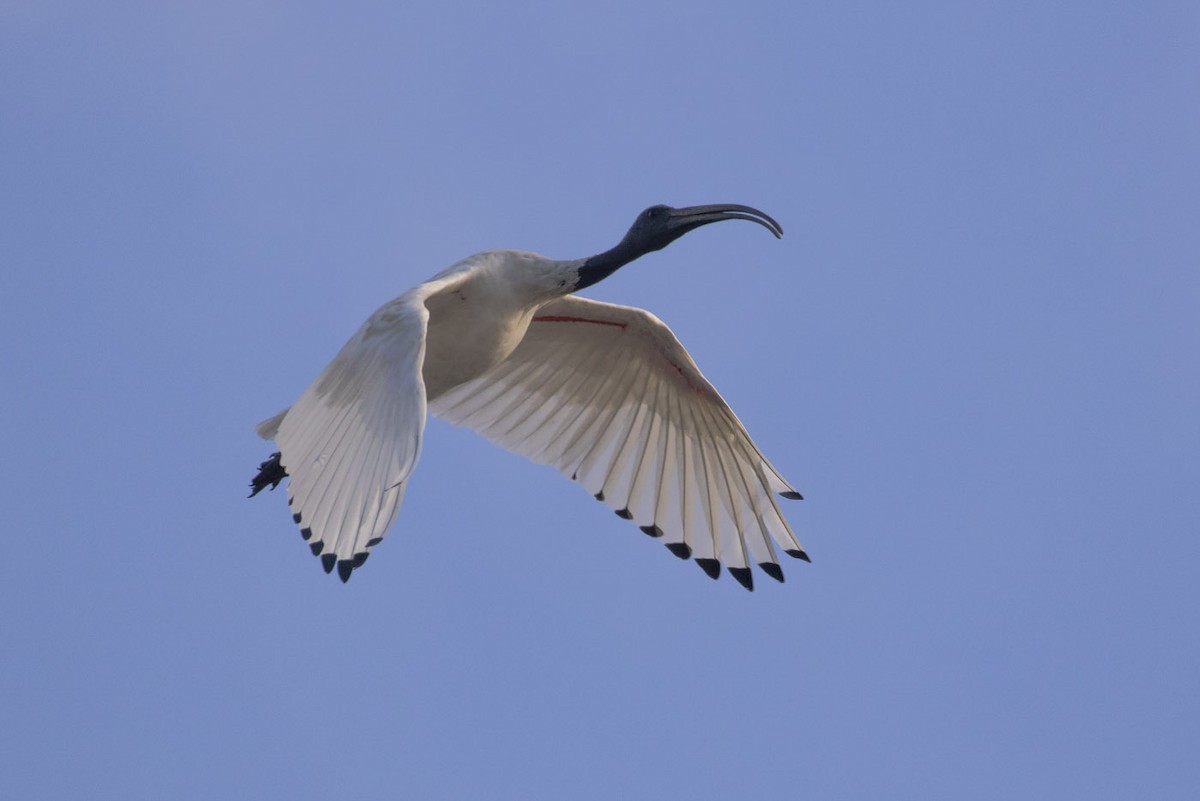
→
(256, 408, 289, 439)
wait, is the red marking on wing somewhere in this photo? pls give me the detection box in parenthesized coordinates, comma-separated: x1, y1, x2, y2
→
(664, 357, 710, 397)
(534, 313, 708, 396)
(532, 315, 628, 329)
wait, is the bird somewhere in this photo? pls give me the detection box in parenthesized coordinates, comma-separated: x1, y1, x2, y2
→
(249, 203, 807, 590)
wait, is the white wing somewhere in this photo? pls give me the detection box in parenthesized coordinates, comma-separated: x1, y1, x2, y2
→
(257, 281, 452, 581)
(428, 295, 806, 590)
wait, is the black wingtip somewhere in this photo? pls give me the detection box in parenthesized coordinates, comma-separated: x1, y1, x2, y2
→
(594, 491, 605, 502)
(300, 527, 313, 542)
(785, 548, 812, 563)
(332, 553, 370, 582)
(614, 508, 633, 520)
(759, 561, 785, 583)
(639, 524, 663, 538)
(321, 553, 336, 574)
(248, 452, 287, 497)
(309, 540, 324, 556)
(781, 490, 804, 501)
(665, 542, 692, 560)
(366, 537, 383, 548)
(729, 566, 754, 591)
(696, 558, 721, 580)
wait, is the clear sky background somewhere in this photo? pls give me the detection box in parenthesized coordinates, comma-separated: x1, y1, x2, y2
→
(3, 1, 1197, 799)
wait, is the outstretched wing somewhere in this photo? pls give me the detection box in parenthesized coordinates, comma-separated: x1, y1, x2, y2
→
(256, 286, 440, 582)
(427, 295, 806, 590)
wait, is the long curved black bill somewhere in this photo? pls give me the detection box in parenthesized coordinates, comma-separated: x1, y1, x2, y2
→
(668, 204, 783, 239)
(575, 201, 784, 291)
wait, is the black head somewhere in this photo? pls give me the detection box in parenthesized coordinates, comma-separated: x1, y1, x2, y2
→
(620, 203, 783, 253)
(575, 203, 783, 291)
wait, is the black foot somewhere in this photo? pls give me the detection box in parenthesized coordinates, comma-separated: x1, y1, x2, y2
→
(249, 452, 287, 497)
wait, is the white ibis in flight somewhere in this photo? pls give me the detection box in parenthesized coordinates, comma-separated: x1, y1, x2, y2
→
(250, 203, 807, 590)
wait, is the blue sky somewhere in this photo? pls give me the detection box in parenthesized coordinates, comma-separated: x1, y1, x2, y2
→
(3, 1, 1198, 798)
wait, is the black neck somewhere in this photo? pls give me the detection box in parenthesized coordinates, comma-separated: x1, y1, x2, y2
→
(574, 239, 645, 291)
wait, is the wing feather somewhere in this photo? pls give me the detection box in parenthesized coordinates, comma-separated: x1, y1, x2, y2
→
(428, 295, 804, 588)
(256, 280, 459, 578)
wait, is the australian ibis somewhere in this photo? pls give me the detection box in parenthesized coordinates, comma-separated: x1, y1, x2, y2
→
(250, 203, 807, 590)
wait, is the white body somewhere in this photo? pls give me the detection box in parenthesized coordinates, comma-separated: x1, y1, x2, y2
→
(258, 249, 803, 586)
